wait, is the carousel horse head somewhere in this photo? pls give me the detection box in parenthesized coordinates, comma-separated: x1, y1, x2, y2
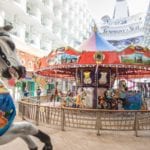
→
(0, 25, 26, 80)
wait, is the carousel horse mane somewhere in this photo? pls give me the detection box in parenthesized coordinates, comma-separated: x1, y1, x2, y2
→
(0, 25, 52, 150)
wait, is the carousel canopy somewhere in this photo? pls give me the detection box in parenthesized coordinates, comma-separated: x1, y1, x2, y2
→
(35, 45, 150, 69)
(78, 51, 120, 64)
(79, 32, 116, 51)
(35, 45, 150, 78)
(78, 45, 150, 65)
(35, 46, 80, 69)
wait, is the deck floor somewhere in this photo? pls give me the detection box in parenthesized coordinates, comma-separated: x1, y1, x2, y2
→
(0, 117, 150, 150)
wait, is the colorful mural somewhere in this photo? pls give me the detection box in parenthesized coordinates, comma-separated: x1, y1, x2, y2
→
(120, 52, 150, 65)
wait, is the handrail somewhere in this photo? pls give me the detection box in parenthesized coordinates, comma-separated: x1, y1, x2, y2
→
(18, 99, 150, 137)
(19, 100, 150, 112)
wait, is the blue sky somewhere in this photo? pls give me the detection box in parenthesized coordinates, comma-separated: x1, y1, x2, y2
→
(86, 0, 149, 20)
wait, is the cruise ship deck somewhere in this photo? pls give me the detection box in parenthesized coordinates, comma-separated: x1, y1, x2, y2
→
(1, 116, 150, 150)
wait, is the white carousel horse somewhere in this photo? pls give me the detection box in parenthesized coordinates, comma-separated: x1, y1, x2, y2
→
(0, 25, 52, 150)
(77, 87, 94, 108)
(84, 87, 94, 108)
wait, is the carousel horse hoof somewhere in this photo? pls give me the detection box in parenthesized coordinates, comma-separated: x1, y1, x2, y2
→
(42, 144, 53, 150)
(30, 147, 38, 150)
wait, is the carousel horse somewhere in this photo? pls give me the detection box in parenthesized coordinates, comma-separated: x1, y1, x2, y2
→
(98, 96, 106, 109)
(79, 87, 93, 108)
(0, 25, 52, 150)
(111, 89, 120, 110)
(104, 88, 113, 109)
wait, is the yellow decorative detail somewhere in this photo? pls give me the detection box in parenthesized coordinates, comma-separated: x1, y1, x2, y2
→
(129, 45, 135, 49)
(83, 71, 92, 84)
(0, 81, 9, 93)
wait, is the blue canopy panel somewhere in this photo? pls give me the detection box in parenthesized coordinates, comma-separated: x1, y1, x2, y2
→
(95, 32, 116, 51)
(80, 32, 116, 51)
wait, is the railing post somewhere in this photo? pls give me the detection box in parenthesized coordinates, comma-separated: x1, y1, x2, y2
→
(96, 111, 102, 136)
(22, 103, 25, 120)
(47, 106, 50, 124)
(61, 107, 65, 131)
(35, 104, 40, 126)
(134, 112, 138, 137)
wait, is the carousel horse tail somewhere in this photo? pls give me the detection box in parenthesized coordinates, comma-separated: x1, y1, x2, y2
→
(33, 130, 53, 150)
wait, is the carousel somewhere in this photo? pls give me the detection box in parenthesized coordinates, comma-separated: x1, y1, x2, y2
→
(35, 31, 150, 109)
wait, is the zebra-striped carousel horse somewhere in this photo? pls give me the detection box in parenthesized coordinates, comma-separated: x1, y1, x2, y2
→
(0, 25, 52, 150)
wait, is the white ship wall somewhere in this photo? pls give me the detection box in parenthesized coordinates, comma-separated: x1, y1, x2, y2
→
(0, 0, 95, 57)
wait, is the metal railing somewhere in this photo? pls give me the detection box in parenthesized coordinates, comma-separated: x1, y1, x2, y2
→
(18, 100, 150, 136)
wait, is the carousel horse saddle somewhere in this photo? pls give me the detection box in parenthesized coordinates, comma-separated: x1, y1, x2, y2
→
(0, 81, 16, 136)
